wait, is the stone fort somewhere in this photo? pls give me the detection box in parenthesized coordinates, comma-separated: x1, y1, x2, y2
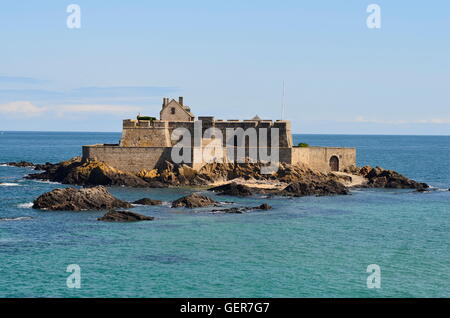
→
(82, 97, 356, 173)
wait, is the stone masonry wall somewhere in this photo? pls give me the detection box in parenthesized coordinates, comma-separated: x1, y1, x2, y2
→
(291, 147, 356, 172)
(82, 145, 173, 173)
(119, 119, 293, 148)
(83, 145, 355, 173)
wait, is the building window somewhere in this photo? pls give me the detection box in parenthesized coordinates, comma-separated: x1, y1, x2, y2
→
(171, 107, 176, 115)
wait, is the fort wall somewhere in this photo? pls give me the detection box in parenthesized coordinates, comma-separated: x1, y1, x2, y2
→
(119, 119, 293, 148)
(83, 144, 355, 173)
(82, 145, 173, 173)
(292, 147, 356, 172)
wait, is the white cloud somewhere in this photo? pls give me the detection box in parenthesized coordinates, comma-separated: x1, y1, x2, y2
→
(55, 104, 142, 116)
(354, 116, 450, 125)
(0, 101, 47, 117)
(0, 101, 143, 118)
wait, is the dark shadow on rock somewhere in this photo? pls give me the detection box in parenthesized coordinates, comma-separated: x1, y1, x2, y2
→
(133, 198, 163, 205)
(98, 210, 154, 222)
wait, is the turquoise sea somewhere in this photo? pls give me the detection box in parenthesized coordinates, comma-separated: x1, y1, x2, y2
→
(0, 132, 449, 298)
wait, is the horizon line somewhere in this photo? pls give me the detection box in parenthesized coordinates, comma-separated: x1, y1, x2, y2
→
(0, 130, 449, 137)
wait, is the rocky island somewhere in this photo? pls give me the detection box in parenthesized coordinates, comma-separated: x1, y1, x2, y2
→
(3, 96, 431, 217)
(22, 156, 428, 194)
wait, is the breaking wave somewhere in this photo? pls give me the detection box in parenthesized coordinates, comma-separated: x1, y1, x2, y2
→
(0, 216, 32, 222)
(31, 180, 61, 185)
(17, 202, 33, 209)
(0, 183, 20, 186)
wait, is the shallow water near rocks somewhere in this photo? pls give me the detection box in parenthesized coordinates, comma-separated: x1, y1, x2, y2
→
(0, 132, 449, 297)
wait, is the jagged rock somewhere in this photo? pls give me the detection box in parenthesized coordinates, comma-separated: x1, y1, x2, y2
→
(25, 157, 335, 190)
(98, 210, 154, 222)
(33, 162, 55, 171)
(210, 203, 272, 214)
(133, 198, 163, 205)
(258, 203, 272, 210)
(137, 169, 159, 180)
(26, 157, 149, 187)
(145, 180, 166, 188)
(208, 182, 254, 197)
(158, 161, 180, 185)
(22, 156, 429, 194)
(3, 161, 35, 167)
(171, 193, 218, 208)
(357, 166, 429, 190)
(281, 180, 349, 197)
(32, 186, 132, 211)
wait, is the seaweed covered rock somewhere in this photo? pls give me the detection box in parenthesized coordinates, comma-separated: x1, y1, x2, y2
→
(133, 198, 163, 205)
(356, 166, 429, 190)
(3, 161, 35, 167)
(208, 182, 254, 197)
(27, 157, 149, 187)
(210, 203, 272, 214)
(171, 193, 218, 208)
(280, 180, 349, 197)
(32, 186, 132, 211)
(98, 210, 154, 222)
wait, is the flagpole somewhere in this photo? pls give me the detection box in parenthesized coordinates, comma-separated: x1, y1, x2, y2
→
(281, 80, 285, 120)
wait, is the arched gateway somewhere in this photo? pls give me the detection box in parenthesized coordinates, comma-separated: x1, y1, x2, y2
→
(329, 155, 339, 172)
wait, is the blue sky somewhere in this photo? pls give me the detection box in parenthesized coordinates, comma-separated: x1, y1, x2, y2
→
(0, 0, 449, 134)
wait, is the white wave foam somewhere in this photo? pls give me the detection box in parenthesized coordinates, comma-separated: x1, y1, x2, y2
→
(0, 183, 20, 186)
(134, 201, 171, 207)
(0, 164, 8, 167)
(32, 180, 61, 185)
(0, 216, 32, 222)
(18, 202, 33, 209)
(422, 185, 449, 192)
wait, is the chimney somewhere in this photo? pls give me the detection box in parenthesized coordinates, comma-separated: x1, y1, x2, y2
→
(162, 97, 167, 107)
(178, 96, 184, 106)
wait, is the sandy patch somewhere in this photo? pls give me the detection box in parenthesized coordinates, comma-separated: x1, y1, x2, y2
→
(331, 172, 367, 187)
(209, 178, 288, 190)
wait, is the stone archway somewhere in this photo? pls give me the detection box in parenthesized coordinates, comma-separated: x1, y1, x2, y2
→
(329, 155, 339, 172)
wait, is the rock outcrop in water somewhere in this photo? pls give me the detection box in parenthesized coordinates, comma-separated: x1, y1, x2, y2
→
(208, 182, 254, 197)
(346, 166, 429, 190)
(280, 180, 349, 197)
(25, 158, 343, 188)
(171, 193, 218, 208)
(98, 210, 154, 222)
(23, 157, 429, 196)
(3, 161, 35, 167)
(32, 186, 132, 211)
(133, 198, 163, 205)
(210, 203, 272, 214)
(26, 157, 148, 187)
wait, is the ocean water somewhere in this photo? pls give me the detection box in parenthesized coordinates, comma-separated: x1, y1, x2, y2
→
(0, 131, 449, 298)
